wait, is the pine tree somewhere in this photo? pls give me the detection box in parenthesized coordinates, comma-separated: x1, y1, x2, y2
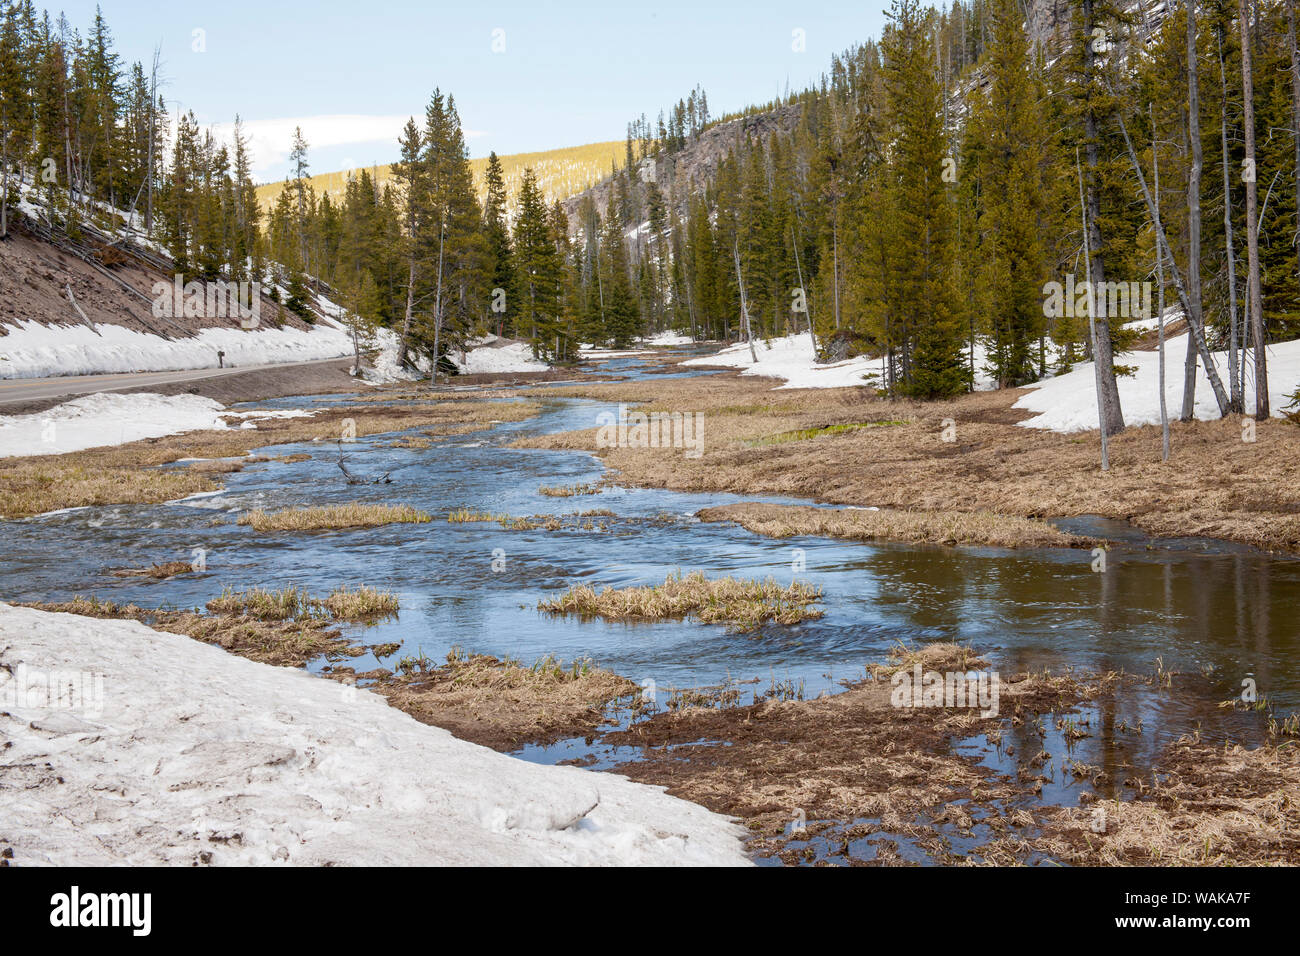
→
(883, 0, 966, 397)
(969, 0, 1049, 387)
(482, 151, 514, 336)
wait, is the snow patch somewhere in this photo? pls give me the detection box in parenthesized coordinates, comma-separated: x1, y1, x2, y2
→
(0, 392, 311, 457)
(0, 604, 749, 866)
(1014, 334, 1300, 432)
(684, 333, 876, 390)
(0, 319, 353, 379)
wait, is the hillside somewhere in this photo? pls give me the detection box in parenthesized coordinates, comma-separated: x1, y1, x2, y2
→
(254, 140, 628, 218)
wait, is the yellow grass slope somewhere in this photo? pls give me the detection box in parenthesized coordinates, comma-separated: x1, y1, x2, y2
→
(254, 140, 626, 215)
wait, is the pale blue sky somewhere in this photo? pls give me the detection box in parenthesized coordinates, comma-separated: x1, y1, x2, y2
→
(57, 1, 891, 182)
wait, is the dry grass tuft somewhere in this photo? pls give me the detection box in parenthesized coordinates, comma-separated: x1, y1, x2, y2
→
(238, 502, 432, 532)
(539, 570, 824, 631)
(206, 584, 399, 623)
(447, 508, 503, 523)
(24, 597, 360, 668)
(109, 560, 197, 580)
(318, 585, 399, 622)
(538, 482, 602, 497)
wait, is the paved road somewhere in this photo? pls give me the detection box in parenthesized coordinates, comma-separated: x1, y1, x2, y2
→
(0, 357, 351, 404)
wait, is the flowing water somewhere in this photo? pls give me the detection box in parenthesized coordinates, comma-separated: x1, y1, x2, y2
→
(5, 349, 1298, 860)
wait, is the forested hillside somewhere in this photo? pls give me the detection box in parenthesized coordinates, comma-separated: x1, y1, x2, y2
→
(2, 0, 1297, 417)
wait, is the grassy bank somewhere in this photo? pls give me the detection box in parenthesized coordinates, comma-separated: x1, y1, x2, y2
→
(517, 373, 1300, 553)
(238, 503, 432, 532)
(697, 502, 1095, 549)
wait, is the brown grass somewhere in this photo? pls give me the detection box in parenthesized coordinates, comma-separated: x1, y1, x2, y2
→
(23, 597, 360, 668)
(601, 652, 1117, 864)
(0, 400, 539, 519)
(352, 648, 638, 751)
(237, 502, 432, 532)
(1037, 738, 1300, 865)
(519, 373, 1300, 552)
(697, 502, 1095, 549)
(109, 560, 197, 580)
(539, 570, 824, 631)
(538, 482, 602, 497)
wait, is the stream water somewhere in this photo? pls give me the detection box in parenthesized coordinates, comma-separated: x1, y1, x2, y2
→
(4, 348, 1298, 861)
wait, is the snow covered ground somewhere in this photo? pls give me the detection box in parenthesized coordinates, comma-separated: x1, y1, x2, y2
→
(453, 336, 550, 374)
(0, 318, 354, 379)
(683, 333, 877, 389)
(1014, 333, 1300, 432)
(0, 392, 312, 458)
(363, 332, 550, 384)
(0, 604, 749, 866)
(640, 331, 695, 347)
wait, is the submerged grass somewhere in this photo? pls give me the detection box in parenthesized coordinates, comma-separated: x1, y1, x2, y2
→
(447, 508, 503, 523)
(538, 482, 602, 497)
(238, 502, 432, 532)
(539, 570, 824, 631)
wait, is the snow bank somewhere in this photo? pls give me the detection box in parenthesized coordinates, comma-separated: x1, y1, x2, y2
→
(0, 319, 353, 379)
(1014, 333, 1300, 432)
(0, 392, 309, 458)
(452, 335, 549, 374)
(0, 604, 748, 866)
(640, 331, 695, 347)
(361, 328, 427, 384)
(684, 333, 877, 389)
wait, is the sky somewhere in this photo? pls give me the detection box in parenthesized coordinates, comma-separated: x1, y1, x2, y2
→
(56, 1, 892, 183)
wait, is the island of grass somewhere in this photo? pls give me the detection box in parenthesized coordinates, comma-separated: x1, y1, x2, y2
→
(539, 570, 823, 631)
(238, 502, 432, 532)
(696, 502, 1096, 550)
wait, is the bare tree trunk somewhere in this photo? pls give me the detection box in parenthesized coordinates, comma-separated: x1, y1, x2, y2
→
(831, 205, 841, 330)
(430, 218, 445, 382)
(1154, 104, 1170, 461)
(1078, 148, 1110, 470)
(1183, 3, 1205, 421)
(398, 258, 416, 369)
(145, 48, 159, 235)
(791, 227, 817, 359)
(1240, 0, 1269, 419)
(1113, 106, 1232, 415)
(1, 106, 9, 240)
(1218, 31, 1244, 412)
(733, 241, 758, 362)
(1082, 0, 1125, 436)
